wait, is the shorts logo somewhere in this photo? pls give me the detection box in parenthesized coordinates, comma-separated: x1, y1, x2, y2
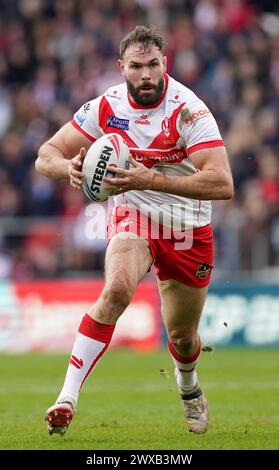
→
(107, 116, 129, 130)
(195, 263, 211, 279)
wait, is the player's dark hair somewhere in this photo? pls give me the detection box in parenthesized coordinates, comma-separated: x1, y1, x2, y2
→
(119, 25, 165, 59)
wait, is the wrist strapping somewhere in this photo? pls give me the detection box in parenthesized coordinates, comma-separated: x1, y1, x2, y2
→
(151, 173, 166, 192)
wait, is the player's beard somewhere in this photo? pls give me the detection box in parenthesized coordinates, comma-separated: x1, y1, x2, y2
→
(126, 76, 165, 106)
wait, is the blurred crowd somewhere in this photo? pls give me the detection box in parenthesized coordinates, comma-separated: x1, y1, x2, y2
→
(0, 0, 279, 279)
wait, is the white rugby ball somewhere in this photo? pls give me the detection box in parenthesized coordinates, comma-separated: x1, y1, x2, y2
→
(82, 133, 130, 202)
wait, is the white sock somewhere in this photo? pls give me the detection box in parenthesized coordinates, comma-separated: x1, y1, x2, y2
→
(57, 314, 115, 405)
(168, 337, 201, 395)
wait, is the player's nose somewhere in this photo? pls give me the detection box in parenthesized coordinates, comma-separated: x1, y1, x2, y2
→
(141, 67, 151, 80)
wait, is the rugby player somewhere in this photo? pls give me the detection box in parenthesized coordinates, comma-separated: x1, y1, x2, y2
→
(36, 25, 233, 436)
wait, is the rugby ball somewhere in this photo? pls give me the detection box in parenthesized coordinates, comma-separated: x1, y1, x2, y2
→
(82, 133, 130, 202)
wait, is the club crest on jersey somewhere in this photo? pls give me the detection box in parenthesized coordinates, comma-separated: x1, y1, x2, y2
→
(162, 117, 170, 137)
(107, 116, 129, 130)
(195, 263, 212, 279)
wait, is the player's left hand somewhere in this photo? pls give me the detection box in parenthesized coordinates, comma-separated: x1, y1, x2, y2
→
(103, 155, 153, 193)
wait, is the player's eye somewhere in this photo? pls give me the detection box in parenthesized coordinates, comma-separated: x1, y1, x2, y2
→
(131, 64, 140, 69)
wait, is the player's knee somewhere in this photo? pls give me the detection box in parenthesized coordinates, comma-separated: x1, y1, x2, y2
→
(103, 278, 133, 313)
(169, 330, 197, 356)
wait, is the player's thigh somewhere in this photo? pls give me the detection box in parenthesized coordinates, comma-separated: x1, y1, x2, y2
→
(157, 278, 208, 331)
(88, 234, 152, 320)
(105, 233, 153, 291)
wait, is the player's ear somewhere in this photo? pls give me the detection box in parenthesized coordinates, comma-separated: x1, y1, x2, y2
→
(118, 59, 125, 76)
(163, 56, 167, 73)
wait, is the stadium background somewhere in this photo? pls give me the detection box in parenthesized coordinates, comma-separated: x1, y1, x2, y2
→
(0, 0, 279, 451)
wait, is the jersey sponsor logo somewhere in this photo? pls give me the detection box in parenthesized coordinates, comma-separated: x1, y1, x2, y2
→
(107, 116, 129, 130)
(161, 117, 170, 137)
(195, 263, 211, 279)
(131, 148, 187, 164)
(74, 112, 85, 127)
(135, 114, 150, 125)
(70, 355, 83, 369)
(184, 109, 210, 125)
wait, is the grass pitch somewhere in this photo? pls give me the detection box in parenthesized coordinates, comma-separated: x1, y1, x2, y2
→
(0, 348, 278, 450)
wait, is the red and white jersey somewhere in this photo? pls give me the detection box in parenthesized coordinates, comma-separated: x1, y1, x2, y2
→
(72, 73, 224, 230)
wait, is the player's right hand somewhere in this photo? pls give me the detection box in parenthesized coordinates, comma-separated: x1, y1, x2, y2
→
(68, 147, 86, 190)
